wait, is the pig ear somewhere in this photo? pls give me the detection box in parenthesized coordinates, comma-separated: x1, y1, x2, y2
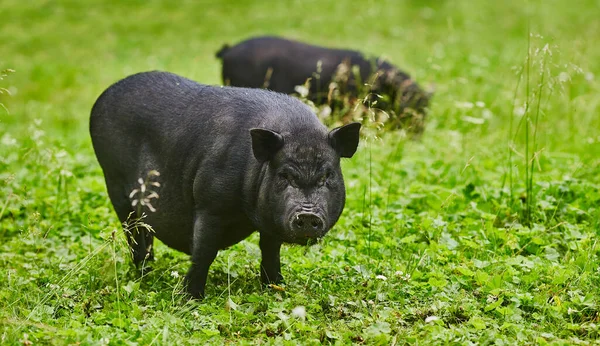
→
(250, 128, 284, 162)
(328, 122, 361, 158)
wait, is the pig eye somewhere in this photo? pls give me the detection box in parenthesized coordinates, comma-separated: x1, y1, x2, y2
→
(279, 172, 297, 187)
(279, 172, 291, 181)
(318, 175, 327, 185)
(318, 171, 332, 186)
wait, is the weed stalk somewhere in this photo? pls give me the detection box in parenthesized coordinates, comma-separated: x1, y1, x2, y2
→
(524, 29, 532, 226)
(529, 50, 548, 224)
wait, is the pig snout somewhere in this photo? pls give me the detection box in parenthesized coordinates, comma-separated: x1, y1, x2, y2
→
(289, 205, 327, 239)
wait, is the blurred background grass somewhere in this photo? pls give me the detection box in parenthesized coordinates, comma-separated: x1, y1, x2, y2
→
(2, 0, 598, 155)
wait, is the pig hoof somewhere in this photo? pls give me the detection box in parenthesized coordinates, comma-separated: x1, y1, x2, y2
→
(185, 287, 204, 300)
(261, 275, 284, 287)
(261, 274, 284, 286)
(183, 278, 205, 299)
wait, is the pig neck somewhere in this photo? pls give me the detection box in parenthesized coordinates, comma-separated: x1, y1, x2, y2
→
(241, 158, 272, 230)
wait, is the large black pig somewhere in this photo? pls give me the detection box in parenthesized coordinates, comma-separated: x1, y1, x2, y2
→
(90, 71, 361, 298)
(216, 36, 430, 130)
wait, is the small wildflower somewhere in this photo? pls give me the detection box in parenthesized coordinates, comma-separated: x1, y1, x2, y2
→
(130, 170, 161, 213)
(455, 101, 474, 109)
(294, 85, 309, 98)
(21, 333, 32, 346)
(395, 271, 411, 281)
(1, 133, 16, 146)
(291, 306, 306, 321)
(32, 129, 45, 141)
(376, 275, 387, 281)
(319, 105, 332, 118)
(514, 105, 526, 116)
(425, 316, 439, 323)
(486, 295, 498, 303)
(170, 271, 180, 278)
(47, 283, 60, 290)
(129, 189, 139, 199)
(558, 72, 570, 83)
(585, 72, 594, 81)
(461, 115, 485, 125)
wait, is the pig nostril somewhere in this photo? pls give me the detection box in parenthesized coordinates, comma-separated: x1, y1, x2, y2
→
(293, 213, 324, 233)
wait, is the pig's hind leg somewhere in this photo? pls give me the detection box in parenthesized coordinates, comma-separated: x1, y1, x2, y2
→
(184, 212, 220, 299)
(105, 177, 155, 271)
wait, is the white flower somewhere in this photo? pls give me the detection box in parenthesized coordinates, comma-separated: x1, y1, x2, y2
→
(461, 115, 485, 124)
(291, 306, 306, 320)
(455, 101, 474, 109)
(1, 133, 16, 146)
(585, 72, 594, 81)
(558, 72, 570, 83)
(425, 316, 439, 323)
(319, 105, 332, 118)
(514, 106, 526, 116)
(294, 85, 309, 98)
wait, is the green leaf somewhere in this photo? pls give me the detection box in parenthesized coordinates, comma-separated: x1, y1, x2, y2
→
(469, 316, 486, 330)
(428, 277, 448, 288)
(202, 329, 220, 336)
(364, 322, 391, 337)
(484, 297, 504, 312)
(400, 234, 417, 243)
(110, 317, 127, 328)
(475, 270, 489, 285)
(456, 266, 475, 277)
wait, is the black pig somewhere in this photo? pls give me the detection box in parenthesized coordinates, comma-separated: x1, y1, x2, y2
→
(90, 71, 360, 298)
(216, 36, 430, 130)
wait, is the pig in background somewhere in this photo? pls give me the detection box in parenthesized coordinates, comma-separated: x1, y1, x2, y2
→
(216, 36, 432, 135)
(90, 71, 361, 298)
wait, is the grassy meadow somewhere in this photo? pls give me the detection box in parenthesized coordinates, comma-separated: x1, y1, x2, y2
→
(1, 0, 599, 344)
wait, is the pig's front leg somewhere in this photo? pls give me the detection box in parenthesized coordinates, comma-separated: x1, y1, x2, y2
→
(184, 213, 220, 299)
(259, 233, 283, 284)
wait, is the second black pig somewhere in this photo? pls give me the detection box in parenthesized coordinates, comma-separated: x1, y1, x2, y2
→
(90, 71, 361, 298)
(216, 36, 431, 130)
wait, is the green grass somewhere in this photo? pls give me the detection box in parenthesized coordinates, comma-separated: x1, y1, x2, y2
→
(1, 0, 599, 344)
